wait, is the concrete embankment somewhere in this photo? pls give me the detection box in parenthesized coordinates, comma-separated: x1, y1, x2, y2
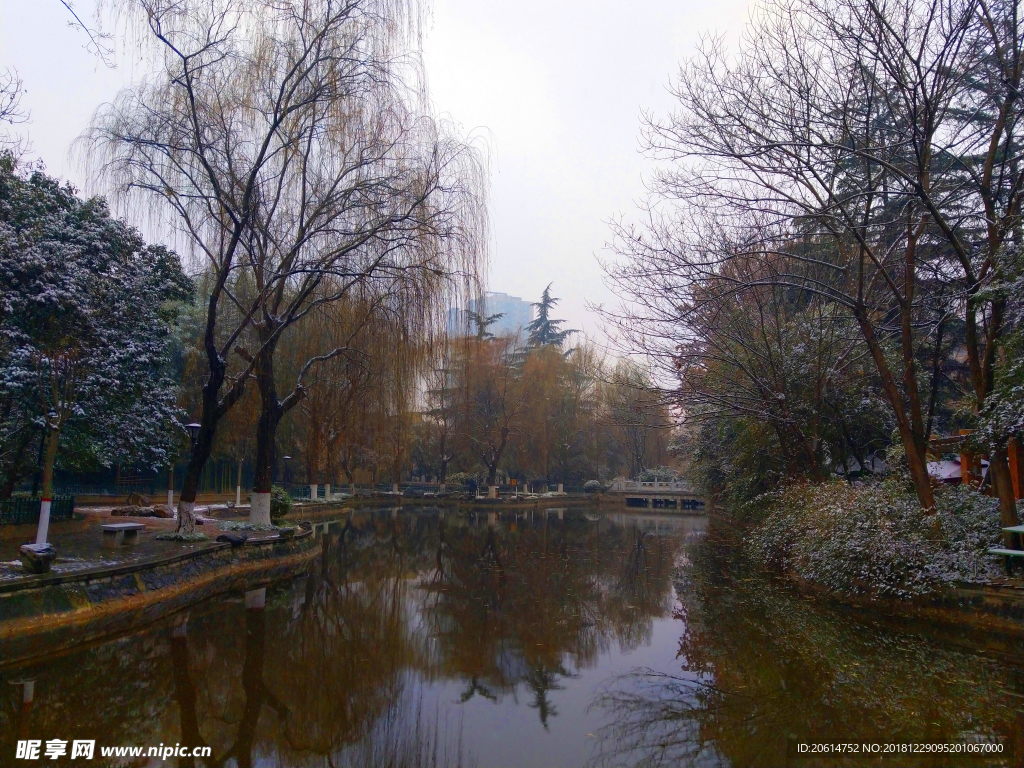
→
(0, 528, 320, 667)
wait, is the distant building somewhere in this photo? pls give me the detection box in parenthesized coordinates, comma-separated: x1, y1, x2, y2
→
(447, 292, 534, 338)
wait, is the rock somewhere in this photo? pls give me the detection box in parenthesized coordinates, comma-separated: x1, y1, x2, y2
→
(20, 543, 56, 574)
(112, 505, 173, 518)
(216, 532, 248, 547)
(126, 492, 150, 506)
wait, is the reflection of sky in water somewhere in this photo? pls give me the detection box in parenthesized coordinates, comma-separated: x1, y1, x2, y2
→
(417, 602, 693, 768)
(2, 508, 1021, 768)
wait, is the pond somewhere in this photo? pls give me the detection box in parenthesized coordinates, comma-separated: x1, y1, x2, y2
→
(1, 506, 1022, 767)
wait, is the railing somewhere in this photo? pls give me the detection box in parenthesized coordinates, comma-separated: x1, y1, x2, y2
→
(608, 479, 696, 493)
(0, 495, 76, 526)
(287, 481, 599, 499)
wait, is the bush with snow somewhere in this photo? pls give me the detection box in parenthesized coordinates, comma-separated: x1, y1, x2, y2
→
(747, 480, 1007, 598)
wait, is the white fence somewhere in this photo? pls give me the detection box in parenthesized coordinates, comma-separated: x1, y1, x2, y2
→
(607, 479, 696, 494)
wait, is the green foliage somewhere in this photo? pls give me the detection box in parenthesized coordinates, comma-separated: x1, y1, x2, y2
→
(747, 481, 1007, 598)
(685, 413, 787, 510)
(0, 152, 193, 483)
(525, 283, 576, 350)
(270, 485, 292, 521)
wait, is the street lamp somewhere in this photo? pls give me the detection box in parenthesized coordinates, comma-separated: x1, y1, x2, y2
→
(185, 422, 201, 447)
(282, 455, 292, 489)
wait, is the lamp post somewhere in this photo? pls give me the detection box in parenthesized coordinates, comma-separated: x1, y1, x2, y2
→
(282, 455, 292, 490)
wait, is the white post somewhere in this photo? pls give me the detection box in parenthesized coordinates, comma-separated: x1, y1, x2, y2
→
(392, 482, 400, 494)
(488, 485, 498, 499)
(35, 499, 51, 545)
(325, 483, 331, 499)
(557, 483, 564, 494)
(309, 483, 317, 502)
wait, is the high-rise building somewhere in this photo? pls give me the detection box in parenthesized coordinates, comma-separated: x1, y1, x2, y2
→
(447, 292, 534, 338)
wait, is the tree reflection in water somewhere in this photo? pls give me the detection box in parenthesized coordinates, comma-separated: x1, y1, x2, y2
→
(0, 508, 684, 767)
(420, 510, 680, 730)
(588, 521, 1024, 768)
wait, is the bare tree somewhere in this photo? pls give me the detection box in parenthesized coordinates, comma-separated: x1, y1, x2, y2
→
(0, 69, 29, 155)
(86, 0, 485, 529)
(604, 0, 1023, 519)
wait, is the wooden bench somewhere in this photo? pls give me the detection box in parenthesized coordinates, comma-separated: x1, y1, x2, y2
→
(988, 547, 1024, 576)
(101, 522, 146, 546)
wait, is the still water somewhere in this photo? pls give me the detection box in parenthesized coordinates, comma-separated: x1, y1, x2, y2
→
(2, 506, 1022, 767)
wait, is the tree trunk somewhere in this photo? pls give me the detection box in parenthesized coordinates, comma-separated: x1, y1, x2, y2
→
(989, 447, 1020, 546)
(251, 401, 282, 526)
(177, 420, 218, 535)
(252, 331, 286, 526)
(855, 309, 936, 511)
(35, 425, 60, 545)
(178, 273, 250, 534)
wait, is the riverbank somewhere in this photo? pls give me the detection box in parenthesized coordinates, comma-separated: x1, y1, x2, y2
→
(0, 525, 320, 668)
(703, 499, 1024, 645)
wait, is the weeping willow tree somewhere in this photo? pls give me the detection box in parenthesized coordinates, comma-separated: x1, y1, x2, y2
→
(285, 270, 447, 493)
(83, 0, 486, 530)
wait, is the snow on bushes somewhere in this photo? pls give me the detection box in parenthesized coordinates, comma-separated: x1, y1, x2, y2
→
(747, 481, 1007, 598)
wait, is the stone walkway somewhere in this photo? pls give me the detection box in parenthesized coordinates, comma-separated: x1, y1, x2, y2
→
(0, 507, 233, 582)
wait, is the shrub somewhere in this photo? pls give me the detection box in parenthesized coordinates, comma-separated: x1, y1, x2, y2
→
(584, 480, 603, 492)
(746, 480, 1006, 598)
(270, 486, 292, 522)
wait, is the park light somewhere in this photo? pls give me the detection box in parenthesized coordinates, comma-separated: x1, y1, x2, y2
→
(185, 422, 201, 444)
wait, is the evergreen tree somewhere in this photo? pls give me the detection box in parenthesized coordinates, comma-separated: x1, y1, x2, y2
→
(526, 284, 577, 351)
(466, 310, 505, 341)
(0, 153, 191, 536)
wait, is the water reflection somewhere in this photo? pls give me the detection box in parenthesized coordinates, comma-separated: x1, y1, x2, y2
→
(588, 518, 1024, 768)
(421, 512, 678, 729)
(0, 508, 687, 767)
(3, 509, 1020, 768)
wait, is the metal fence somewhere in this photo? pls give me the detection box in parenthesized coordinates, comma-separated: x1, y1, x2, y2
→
(0, 495, 76, 526)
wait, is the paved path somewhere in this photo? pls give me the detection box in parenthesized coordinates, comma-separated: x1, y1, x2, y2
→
(0, 508, 226, 582)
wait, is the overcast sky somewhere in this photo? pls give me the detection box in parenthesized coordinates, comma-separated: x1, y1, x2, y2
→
(1, 0, 753, 339)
